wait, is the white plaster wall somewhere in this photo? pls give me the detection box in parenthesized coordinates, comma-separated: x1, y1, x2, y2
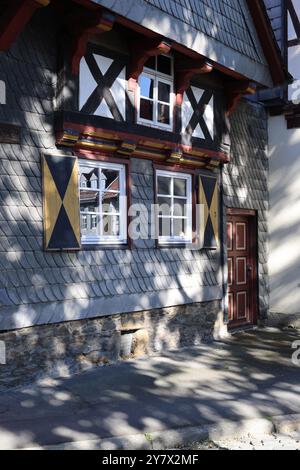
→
(268, 115, 300, 314)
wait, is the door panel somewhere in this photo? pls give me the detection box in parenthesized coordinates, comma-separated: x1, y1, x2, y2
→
(227, 211, 257, 327)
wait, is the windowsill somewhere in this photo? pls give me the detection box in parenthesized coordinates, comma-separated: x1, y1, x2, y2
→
(158, 240, 193, 246)
(81, 243, 129, 250)
(136, 119, 173, 133)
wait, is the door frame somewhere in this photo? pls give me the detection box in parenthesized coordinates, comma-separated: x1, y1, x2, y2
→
(226, 208, 258, 328)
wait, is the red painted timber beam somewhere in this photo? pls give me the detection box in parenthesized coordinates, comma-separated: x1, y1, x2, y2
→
(128, 39, 172, 91)
(0, 0, 50, 51)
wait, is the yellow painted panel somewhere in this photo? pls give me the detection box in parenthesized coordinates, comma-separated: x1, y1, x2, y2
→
(63, 161, 81, 245)
(210, 181, 219, 246)
(42, 156, 62, 249)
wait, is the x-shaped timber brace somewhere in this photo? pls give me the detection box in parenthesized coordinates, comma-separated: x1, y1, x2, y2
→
(79, 50, 125, 121)
(66, 9, 116, 75)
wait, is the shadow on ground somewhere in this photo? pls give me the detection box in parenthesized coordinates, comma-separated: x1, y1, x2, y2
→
(0, 328, 299, 449)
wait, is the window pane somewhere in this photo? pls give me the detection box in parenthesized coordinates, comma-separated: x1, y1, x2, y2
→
(80, 190, 99, 212)
(157, 196, 172, 216)
(158, 81, 171, 103)
(81, 213, 100, 237)
(174, 178, 187, 197)
(140, 98, 154, 121)
(173, 218, 187, 238)
(102, 192, 119, 213)
(157, 175, 171, 195)
(157, 55, 172, 75)
(158, 103, 170, 125)
(144, 56, 156, 70)
(101, 169, 120, 192)
(79, 166, 99, 189)
(103, 215, 120, 236)
(140, 75, 154, 99)
(159, 217, 171, 237)
(173, 199, 187, 217)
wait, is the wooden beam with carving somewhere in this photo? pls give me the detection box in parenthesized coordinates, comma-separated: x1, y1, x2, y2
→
(175, 60, 214, 106)
(246, 0, 286, 85)
(225, 80, 256, 115)
(0, 0, 50, 51)
(128, 39, 172, 91)
(67, 9, 116, 75)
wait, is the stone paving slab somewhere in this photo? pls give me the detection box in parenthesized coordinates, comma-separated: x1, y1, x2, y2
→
(0, 328, 299, 450)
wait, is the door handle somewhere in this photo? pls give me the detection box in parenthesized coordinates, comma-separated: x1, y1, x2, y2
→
(247, 264, 253, 272)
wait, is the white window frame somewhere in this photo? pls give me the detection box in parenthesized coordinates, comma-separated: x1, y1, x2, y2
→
(79, 160, 127, 245)
(137, 55, 174, 132)
(156, 169, 193, 245)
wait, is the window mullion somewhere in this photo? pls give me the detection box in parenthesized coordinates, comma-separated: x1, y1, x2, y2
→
(171, 177, 174, 238)
(154, 76, 158, 125)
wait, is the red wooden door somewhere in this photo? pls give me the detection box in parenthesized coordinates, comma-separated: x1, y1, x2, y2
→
(227, 210, 258, 327)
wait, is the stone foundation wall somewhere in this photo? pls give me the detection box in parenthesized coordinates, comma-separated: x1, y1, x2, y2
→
(0, 300, 223, 390)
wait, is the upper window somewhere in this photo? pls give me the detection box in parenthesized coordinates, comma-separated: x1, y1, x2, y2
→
(79, 160, 127, 245)
(137, 55, 174, 131)
(156, 170, 193, 245)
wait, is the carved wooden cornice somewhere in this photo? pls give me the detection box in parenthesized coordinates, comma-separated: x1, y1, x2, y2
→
(225, 80, 256, 115)
(66, 9, 116, 75)
(175, 60, 213, 106)
(0, 0, 50, 51)
(127, 39, 172, 91)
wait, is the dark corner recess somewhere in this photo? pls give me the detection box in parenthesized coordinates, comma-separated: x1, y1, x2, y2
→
(0, 122, 21, 144)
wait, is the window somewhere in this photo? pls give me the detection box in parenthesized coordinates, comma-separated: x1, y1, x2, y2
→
(79, 160, 127, 245)
(137, 55, 174, 131)
(156, 170, 192, 244)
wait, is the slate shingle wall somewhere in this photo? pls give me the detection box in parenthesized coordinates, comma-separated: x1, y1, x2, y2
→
(0, 9, 222, 332)
(224, 100, 269, 320)
(144, 0, 261, 62)
(0, 8, 269, 333)
(263, 0, 284, 53)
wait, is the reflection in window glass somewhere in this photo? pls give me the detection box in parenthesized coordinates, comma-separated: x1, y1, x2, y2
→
(156, 170, 192, 244)
(159, 217, 171, 238)
(173, 218, 187, 238)
(103, 215, 120, 236)
(140, 75, 154, 99)
(157, 176, 171, 195)
(174, 178, 187, 197)
(102, 192, 119, 213)
(79, 161, 126, 245)
(158, 103, 170, 124)
(157, 196, 172, 216)
(158, 81, 171, 103)
(138, 56, 173, 130)
(80, 190, 99, 212)
(80, 167, 99, 189)
(140, 99, 154, 121)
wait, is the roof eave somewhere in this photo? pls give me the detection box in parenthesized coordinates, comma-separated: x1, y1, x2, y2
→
(73, 0, 274, 88)
(245, 0, 288, 86)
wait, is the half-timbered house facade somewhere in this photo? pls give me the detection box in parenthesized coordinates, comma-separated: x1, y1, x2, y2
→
(259, 0, 300, 327)
(0, 0, 287, 386)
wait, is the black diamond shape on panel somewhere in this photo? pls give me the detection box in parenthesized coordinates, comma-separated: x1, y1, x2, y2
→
(48, 205, 80, 250)
(45, 155, 76, 201)
(205, 215, 217, 248)
(202, 176, 215, 208)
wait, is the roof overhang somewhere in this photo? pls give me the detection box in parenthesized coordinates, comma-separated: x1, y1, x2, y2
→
(73, 0, 289, 88)
(245, 0, 288, 86)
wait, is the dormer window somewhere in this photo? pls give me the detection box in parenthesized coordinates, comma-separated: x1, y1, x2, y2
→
(137, 55, 174, 131)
